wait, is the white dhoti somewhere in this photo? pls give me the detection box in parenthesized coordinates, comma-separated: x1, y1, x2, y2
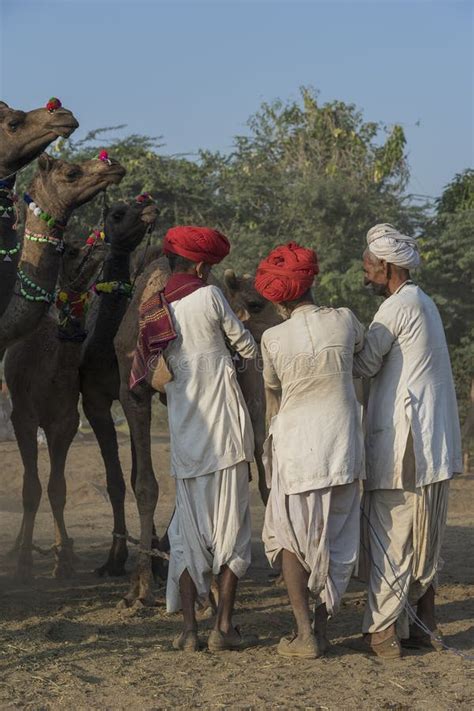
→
(360, 478, 450, 635)
(166, 461, 252, 613)
(263, 469, 360, 617)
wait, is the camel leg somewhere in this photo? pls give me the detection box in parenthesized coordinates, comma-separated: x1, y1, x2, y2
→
(6, 518, 25, 559)
(237, 359, 269, 505)
(82, 389, 128, 576)
(120, 381, 158, 607)
(10, 411, 41, 583)
(131, 437, 168, 582)
(44, 422, 77, 579)
(253, 432, 269, 506)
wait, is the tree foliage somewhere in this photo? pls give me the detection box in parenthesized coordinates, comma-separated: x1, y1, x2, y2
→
(12, 87, 472, 426)
(418, 169, 474, 426)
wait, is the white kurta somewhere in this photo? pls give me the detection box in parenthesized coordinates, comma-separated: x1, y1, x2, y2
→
(353, 282, 462, 490)
(261, 305, 365, 494)
(166, 462, 252, 612)
(261, 304, 364, 609)
(165, 285, 257, 479)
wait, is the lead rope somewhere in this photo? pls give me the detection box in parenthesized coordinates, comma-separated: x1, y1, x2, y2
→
(112, 530, 169, 560)
(62, 189, 109, 293)
(360, 507, 474, 661)
(130, 222, 154, 293)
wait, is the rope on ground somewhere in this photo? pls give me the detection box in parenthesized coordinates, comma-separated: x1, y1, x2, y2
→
(31, 540, 73, 556)
(112, 530, 170, 560)
(31, 543, 56, 556)
(30, 533, 169, 561)
(360, 508, 474, 662)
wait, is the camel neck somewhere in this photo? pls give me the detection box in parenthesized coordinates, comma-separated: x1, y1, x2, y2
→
(0, 177, 20, 317)
(0, 209, 68, 351)
(0, 180, 19, 240)
(103, 252, 131, 282)
(81, 252, 132, 366)
(20, 210, 65, 287)
(23, 193, 67, 237)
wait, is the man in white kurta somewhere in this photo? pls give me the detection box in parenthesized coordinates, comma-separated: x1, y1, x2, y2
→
(161, 226, 258, 653)
(354, 223, 462, 659)
(255, 242, 365, 659)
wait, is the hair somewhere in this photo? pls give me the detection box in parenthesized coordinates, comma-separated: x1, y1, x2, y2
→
(276, 288, 314, 319)
(363, 247, 382, 265)
(281, 288, 314, 308)
(167, 253, 197, 272)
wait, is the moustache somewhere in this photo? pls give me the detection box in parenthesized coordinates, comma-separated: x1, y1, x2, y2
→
(364, 280, 386, 296)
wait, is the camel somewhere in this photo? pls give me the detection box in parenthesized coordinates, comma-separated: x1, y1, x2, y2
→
(0, 99, 79, 317)
(5, 233, 108, 581)
(79, 196, 158, 577)
(0, 152, 125, 354)
(114, 256, 281, 607)
(222, 269, 282, 504)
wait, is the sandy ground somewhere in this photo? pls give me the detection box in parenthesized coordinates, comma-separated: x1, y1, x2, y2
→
(0, 426, 473, 710)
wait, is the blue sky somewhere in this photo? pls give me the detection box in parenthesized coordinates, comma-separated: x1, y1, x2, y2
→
(1, 0, 473, 197)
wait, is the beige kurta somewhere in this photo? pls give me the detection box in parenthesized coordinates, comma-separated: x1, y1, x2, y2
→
(360, 439, 450, 634)
(353, 282, 462, 490)
(261, 305, 365, 608)
(261, 305, 366, 494)
(264, 472, 360, 616)
(165, 285, 257, 479)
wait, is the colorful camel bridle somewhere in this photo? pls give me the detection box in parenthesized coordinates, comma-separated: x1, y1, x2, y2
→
(16, 149, 113, 304)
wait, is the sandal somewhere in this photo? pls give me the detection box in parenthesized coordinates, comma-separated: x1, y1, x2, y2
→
(208, 626, 258, 652)
(364, 633, 401, 659)
(277, 633, 322, 659)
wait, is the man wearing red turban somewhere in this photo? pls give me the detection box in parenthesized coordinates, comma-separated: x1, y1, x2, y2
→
(255, 241, 319, 304)
(163, 225, 230, 265)
(155, 226, 258, 653)
(256, 242, 365, 659)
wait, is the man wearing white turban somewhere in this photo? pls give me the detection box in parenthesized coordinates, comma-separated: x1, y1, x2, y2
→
(353, 224, 462, 659)
(366, 223, 421, 270)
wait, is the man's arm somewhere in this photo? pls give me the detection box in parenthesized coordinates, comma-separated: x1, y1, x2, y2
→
(261, 334, 282, 422)
(351, 312, 366, 354)
(353, 305, 399, 378)
(211, 286, 258, 359)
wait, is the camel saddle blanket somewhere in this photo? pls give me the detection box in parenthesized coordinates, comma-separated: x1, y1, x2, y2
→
(129, 273, 204, 391)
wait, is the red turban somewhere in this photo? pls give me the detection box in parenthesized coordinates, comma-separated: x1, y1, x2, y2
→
(163, 225, 230, 265)
(255, 242, 319, 302)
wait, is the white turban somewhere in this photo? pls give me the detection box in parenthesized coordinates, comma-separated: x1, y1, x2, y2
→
(366, 223, 421, 270)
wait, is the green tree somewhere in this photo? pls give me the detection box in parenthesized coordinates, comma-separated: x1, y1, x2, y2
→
(199, 87, 423, 323)
(418, 169, 474, 431)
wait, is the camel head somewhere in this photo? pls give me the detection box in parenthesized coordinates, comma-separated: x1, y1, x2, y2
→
(27, 152, 126, 225)
(59, 233, 107, 293)
(223, 269, 282, 344)
(0, 99, 79, 178)
(56, 233, 108, 341)
(105, 194, 159, 255)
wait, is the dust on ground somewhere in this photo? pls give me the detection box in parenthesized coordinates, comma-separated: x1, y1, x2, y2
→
(1, 430, 473, 710)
